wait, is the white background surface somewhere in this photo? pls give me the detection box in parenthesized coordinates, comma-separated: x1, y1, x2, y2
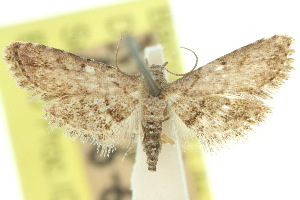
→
(1, 0, 300, 200)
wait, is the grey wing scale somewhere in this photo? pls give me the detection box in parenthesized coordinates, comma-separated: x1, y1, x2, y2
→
(164, 35, 294, 152)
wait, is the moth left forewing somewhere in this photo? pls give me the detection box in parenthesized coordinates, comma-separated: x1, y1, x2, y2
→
(166, 35, 294, 100)
(163, 35, 294, 152)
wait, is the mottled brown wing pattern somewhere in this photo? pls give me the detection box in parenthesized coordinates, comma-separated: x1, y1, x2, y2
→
(45, 94, 142, 155)
(4, 42, 143, 101)
(168, 94, 271, 151)
(3, 35, 294, 163)
(164, 35, 294, 152)
(166, 35, 294, 100)
(4, 42, 144, 154)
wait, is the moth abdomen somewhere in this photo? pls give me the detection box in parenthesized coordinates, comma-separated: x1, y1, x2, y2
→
(141, 95, 166, 171)
(142, 124, 162, 171)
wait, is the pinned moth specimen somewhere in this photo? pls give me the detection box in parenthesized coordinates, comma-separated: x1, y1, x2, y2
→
(4, 35, 294, 171)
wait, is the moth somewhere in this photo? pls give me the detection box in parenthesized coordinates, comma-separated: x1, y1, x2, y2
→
(3, 35, 294, 171)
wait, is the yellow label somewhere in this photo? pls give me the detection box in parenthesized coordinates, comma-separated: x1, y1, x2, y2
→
(0, 0, 211, 199)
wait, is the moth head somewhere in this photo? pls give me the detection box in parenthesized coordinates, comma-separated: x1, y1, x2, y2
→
(146, 60, 168, 75)
(144, 60, 168, 90)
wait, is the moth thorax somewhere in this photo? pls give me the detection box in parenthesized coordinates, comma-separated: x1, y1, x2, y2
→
(149, 64, 168, 89)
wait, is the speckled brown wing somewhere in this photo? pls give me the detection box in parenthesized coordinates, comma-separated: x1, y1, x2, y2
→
(4, 42, 143, 101)
(163, 35, 294, 152)
(44, 94, 142, 155)
(4, 42, 144, 153)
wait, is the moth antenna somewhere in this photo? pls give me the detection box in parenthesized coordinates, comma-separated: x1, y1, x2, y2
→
(115, 34, 140, 77)
(164, 46, 198, 76)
